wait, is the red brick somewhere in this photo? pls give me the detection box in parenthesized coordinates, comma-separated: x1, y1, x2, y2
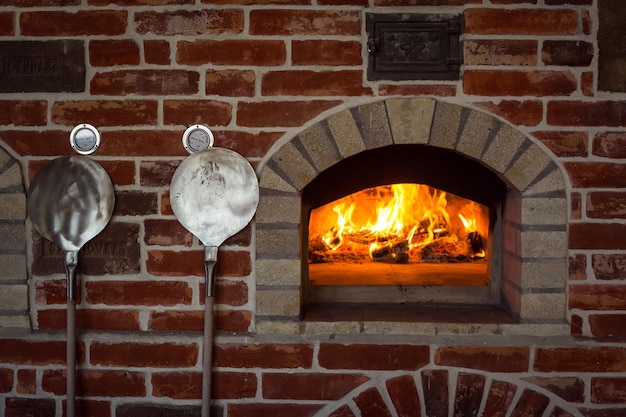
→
(565, 162, 626, 188)
(292, 40, 362, 66)
(548, 101, 626, 127)
(355, 387, 393, 417)
(569, 223, 626, 250)
(177, 39, 285, 66)
(237, 100, 341, 127)
(91, 0, 190, 4)
(140, 160, 180, 187)
(570, 253, 587, 280)
(152, 371, 257, 399)
(475, 100, 542, 126)
(163, 99, 232, 125)
(89, 39, 140, 66)
(587, 192, 626, 219)
(16, 369, 35, 394)
(214, 310, 252, 332)
(375, 0, 479, 5)
(212, 130, 282, 158)
(579, 408, 626, 417)
(318, 344, 429, 370)
(149, 310, 204, 332)
(582, 71, 594, 96)
(99, 130, 185, 157)
(319, 0, 367, 4)
(20, 10, 127, 36)
(386, 375, 422, 417)
(145, 219, 193, 246)
(0, 368, 13, 393)
(5, 398, 55, 417)
(262, 70, 372, 96)
(571, 314, 584, 335)
(435, 346, 529, 372)
(35, 279, 66, 305)
(1, 131, 65, 157)
(571, 192, 582, 220)
(379, 84, 457, 96)
(534, 347, 626, 372)
(464, 70, 576, 96)
(491, 0, 537, 3)
(546, 0, 591, 4)
(0, 12, 14, 35)
(73, 400, 111, 417)
(206, 69, 255, 97)
(465, 8, 578, 35)
(593, 132, 626, 158)
(214, 344, 314, 368)
(569, 284, 626, 311)
(86, 280, 193, 306)
(464, 39, 537, 66)
(228, 403, 323, 417)
(422, 370, 448, 417)
(589, 314, 626, 338)
(510, 389, 550, 417)
(0, 339, 65, 365)
(582, 9, 592, 35)
(591, 377, 626, 403)
(101, 160, 136, 186)
(592, 254, 626, 280)
(144, 39, 171, 65)
(522, 377, 584, 402)
(147, 249, 251, 277)
(42, 369, 145, 397)
(262, 373, 369, 400)
(37, 309, 140, 331)
(250, 9, 360, 35)
(91, 69, 199, 95)
(51, 100, 158, 127)
(135, 9, 243, 35)
(454, 373, 486, 417)
(114, 190, 158, 216)
(542, 40, 594, 67)
(0, 101, 47, 126)
(90, 341, 198, 367)
(209, 279, 248, 307)
(482, 380, 517, 417)
(532, 131, 588, 157)
(328, 405, 357, 417)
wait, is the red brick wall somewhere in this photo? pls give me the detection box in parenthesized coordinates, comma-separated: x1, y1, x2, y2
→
(1, 0, 625, 416)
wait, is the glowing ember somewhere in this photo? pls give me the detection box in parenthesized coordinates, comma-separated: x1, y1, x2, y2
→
(308, 183, 489, 264)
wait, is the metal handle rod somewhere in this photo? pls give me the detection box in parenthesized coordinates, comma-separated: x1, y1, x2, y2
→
(201, 246, 218, 417)
(64, 251, 78, 417)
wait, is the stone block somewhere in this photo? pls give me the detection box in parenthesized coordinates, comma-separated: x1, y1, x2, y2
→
(456, 109, 496, 159)
(256, 289, 300, 316)
(256, 228, 300, 258)
(430, 101, 462, 149)
(256, 194, 300, 225)
(353, 101, 393, 150)
(0, 223, 25, 252)
(297, 123, 342, 172)
(259, 167, 297, 193)
(523, 169, 565, 197)
(326, 108, 366, 158)
(520, 293, 566, 321)
(521, 231, 567, 258)
(270, 142, 317, 191)
(0, 284, 28, 310)
(256, 258, 301, 286)
(481, 124, 526, 174)
(521, 197, 567, 226)
(505, 143, 554, 192)
(521, 260, 567, 289)
(385, 98, 435, 144)
(0, 194, 25, 220)
(0, 254, 26, 280)
(0, 164, 23, 190)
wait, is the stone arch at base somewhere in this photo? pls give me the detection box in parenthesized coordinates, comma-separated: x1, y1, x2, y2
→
(312, 368, 584, 417)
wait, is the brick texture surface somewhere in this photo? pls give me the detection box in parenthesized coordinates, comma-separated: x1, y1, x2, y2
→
(0, 0, 625, 415)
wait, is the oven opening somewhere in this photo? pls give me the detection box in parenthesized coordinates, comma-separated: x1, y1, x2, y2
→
(301, 145, 514, 320)
(308, 183, 491, 286)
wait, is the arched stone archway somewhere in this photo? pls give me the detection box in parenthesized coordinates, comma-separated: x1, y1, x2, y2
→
(311, 368, 585, 417)
(255, 98, 568, 336)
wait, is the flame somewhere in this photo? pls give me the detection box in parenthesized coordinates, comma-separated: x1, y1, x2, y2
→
(310, 183, 488, 263)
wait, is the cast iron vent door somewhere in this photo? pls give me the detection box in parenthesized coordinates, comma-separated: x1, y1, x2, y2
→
(366, 13, 462, 81)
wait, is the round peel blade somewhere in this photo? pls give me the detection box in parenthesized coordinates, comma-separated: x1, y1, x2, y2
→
(169, 148, 259, 247)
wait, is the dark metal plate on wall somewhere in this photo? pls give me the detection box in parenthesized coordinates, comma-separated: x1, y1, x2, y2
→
(366, 13, 462, 81)
(0, 40, 85, 93)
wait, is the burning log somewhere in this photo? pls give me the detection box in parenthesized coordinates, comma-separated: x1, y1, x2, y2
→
(467, 231, 485, 259)
(371, 239, 409, 263)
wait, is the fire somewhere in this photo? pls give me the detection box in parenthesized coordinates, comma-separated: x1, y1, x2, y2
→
(309, 183, 488, 264)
